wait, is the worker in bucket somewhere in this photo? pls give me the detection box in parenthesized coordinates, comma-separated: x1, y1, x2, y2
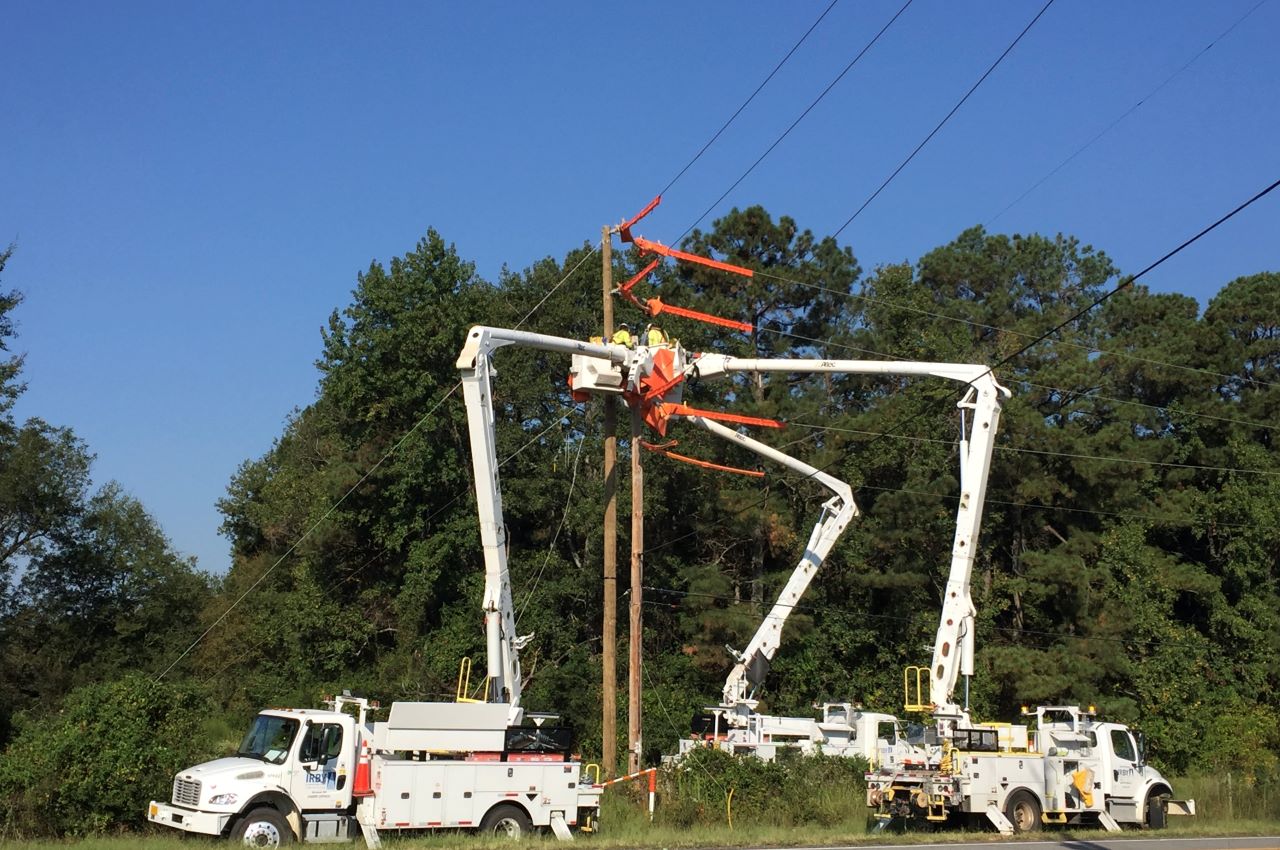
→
(645, 323, 669, 346)
(611, 322, 634, 347)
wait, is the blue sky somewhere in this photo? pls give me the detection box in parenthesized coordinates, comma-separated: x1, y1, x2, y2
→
(4, 1, 1277, 574)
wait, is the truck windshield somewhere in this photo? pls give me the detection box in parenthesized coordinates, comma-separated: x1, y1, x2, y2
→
(237, 715, 299, 765)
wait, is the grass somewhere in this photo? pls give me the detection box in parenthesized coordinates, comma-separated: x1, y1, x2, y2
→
(3, 771, 1277, 848)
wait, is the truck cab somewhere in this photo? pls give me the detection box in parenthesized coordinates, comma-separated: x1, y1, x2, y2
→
(1034, 706, 1182, 827)
(149, 698, 370, 844)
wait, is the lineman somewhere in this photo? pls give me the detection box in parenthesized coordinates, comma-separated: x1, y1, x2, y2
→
(611, 322, 634, 347)
(645, 323, 669, 346)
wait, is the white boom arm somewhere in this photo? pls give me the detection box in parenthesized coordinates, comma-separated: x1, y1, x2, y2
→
(691, 354, 1009, 724)
(685, 415, 860, 710)
(455, 326, 632, 716)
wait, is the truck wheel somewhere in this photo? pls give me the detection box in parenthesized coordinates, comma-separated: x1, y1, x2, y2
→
(1003, 790, 1042, 833)
(1145, 792, 1169, 829)
(479, 803, 533, 839)
(232, 807, 293, 847)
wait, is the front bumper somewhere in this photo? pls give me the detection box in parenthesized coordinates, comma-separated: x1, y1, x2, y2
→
(147, 800, 232, 836)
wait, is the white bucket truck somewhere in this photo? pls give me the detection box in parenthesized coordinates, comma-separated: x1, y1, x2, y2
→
(147, 326, 611, 846)
(148, 693, 599, 845)
(862, 367, 1194, 831)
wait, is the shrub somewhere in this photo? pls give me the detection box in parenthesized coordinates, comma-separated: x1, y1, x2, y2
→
(0, 673, 218, 836)
(657, 746, 868, 828)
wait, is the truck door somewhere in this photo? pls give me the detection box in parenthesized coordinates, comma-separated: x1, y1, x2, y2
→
(290, 720, 352, 811)
(1106, 727, 1142, 803)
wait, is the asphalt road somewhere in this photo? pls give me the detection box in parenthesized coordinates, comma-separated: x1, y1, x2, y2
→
(731, 838, 1280, 850)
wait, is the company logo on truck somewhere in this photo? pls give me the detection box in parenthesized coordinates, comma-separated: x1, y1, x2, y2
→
(305, 770, 338, 788)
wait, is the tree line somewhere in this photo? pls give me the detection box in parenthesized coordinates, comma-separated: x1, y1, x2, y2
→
(0, 210, 1276, 834)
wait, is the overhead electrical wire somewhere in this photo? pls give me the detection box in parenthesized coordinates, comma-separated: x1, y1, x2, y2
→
(639, 586, 1222, 653)
(755, 325, 1280, 435)
(987, 0, 1270, 225)
(205, 407, 586, 690)
(156, 384, 461, 682)
(851, 481, 1254, 530)
(642, 174, 1280, 556)
(657, 0, 843, 199)
(157, 239, 605, 681)
(831, 0, 1056, 238)
(673, 0, 915, 244)
(786, 420, 1280, 477)
(751, 266, 1280, 393)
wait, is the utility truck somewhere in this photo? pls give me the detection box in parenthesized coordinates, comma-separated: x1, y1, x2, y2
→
(857, 362, 1195, 832)
(650, 356, 1015, 766)
(146, 327, 620, 847)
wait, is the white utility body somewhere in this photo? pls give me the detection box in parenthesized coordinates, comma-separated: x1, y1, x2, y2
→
(147, 327, 617, 847)
(851, 362, 1195, 832)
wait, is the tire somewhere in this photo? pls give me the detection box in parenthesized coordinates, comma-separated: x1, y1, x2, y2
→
(232, 807, 293, 847)
(1003, 789, 1042, 833)
(479, 803, 533, 839)
(1146, 792, 1169, 830)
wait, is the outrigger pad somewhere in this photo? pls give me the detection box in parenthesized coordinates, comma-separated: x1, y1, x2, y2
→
(985, 804, 1015, 835)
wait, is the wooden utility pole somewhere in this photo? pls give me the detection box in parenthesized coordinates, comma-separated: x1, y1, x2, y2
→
(628, 406, 644, 773)
(600, 226, 618, 778)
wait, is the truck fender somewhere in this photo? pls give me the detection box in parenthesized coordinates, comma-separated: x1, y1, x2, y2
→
(236, 790, 299, 840)
(479, 800, 536, 833)
(1142, 781, 1173, 827)
(1000, 786, 1045, 809)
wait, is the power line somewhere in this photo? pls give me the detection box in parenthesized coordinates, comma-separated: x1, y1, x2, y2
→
(203, 406, 587, 688)
(157, 383, 461, 682)
(158, 241, 603, 681)
(752, 267, 1280, 392)
(757, 324, 1280, 434)
(658, 0, 842, 199)
(1015, 379, 1280, 434)
(786, 420, 1280, 477)
(517, 414, 587, 624)
(752, 266, 1280, 391)
(832, 0, 1056, 238)
(987, 0, 1270, 225)
(752, 322, 1280, 435)
(647, 176, 1280, 556)
(673, 0, 915, 244)
(640, 586, 1218, 653)
(849, 480, 1253, 530)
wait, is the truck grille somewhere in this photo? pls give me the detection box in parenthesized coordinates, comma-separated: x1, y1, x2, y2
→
(173, 777, 201, 807)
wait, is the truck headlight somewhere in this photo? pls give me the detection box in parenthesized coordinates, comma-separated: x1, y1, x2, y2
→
(208, 793, 238, 806)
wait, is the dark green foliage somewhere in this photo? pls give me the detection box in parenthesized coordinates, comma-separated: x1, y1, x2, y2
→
(197, 216, 1280, 781)
(0, 674, 218, 836)
(3, 216, 1279, 836)
(658, 747, 868, 827)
